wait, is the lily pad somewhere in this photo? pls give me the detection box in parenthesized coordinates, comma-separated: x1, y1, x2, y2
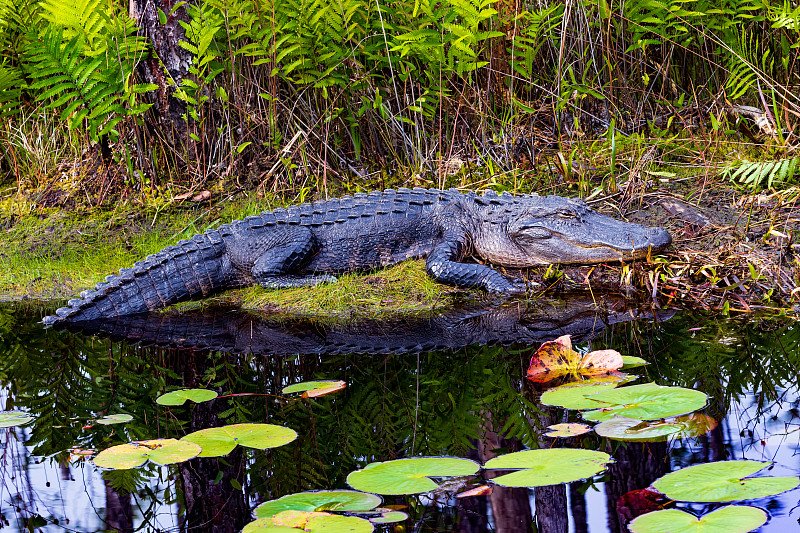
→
(156, 388, 218, 406)
(621, 356, 649, 368)
(545, 423, 592, 438)
(595, 414, 718, 442)
(346, 457, 480, 495)
(0, 410, 33, 428)
(244, 511, 373, 533)
(652, 460, 800, 502)
(483, 449, 612, 487)
(582, 383, 707, 422)
(527, 335, 624, 383)
(540, 381, 622, 410)
(182, 423, 297, 457)
(94, 438, 201, 469)
(96, 414, 133, 425)
(368, 510, 408, 524)
(282, 380, 346, 397)
(629, 505, 768, 533)
(255, 490, 382, 518)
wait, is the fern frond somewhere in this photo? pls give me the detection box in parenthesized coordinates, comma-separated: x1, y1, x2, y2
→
(0, 64, 22, 118)
(725, 157, 800, 190)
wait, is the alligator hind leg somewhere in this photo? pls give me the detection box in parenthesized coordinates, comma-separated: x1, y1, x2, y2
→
(248, 226, 337, 288)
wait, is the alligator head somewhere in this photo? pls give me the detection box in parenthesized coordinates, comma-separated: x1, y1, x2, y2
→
(474, 194, 672, 266)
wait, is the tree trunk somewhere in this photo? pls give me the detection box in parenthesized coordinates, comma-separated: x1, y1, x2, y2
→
(130, 0, 196, 143)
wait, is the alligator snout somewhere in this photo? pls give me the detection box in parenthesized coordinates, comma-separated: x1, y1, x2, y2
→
(646, 227, 672, 251)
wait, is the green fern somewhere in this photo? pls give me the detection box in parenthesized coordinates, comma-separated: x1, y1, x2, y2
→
(725, 157, 799, 190)
(0, 64, 22, 117)
(22, 0, 153, 141)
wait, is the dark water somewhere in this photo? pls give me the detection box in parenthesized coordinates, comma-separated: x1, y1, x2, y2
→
(0, 297, 799, 532)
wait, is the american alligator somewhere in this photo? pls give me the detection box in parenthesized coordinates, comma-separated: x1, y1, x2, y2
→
(42, 188, 671, 325)
(55, 297, 675, 356)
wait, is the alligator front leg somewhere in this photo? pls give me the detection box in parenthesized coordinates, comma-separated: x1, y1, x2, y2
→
(425, 239, 527, 294)
(243, 226, 337, 289)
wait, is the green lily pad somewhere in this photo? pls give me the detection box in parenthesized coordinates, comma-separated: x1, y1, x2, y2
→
(255, 490, 382, 518)
(582, 383, 707, 422)
(244, 511, 373, 533)
(346, 457, 480, 495)
(652, 460, 800, 502)
(368, 510, 408, 524)
(182, 423, 297, 457)
(0, 411, 33, 428)
(94, 438, 201, 469)
(156, 388, 218, 406)
(621, 356, 649, 368)
(595, 414, 718, 442)
(540, 382, 622, 410)
(483, 449, 612, 487)
(545, 423, 592, 438)
(629, 505, 768, 533)
(282, 380, 346, 397)
(96, 414, 133, 425)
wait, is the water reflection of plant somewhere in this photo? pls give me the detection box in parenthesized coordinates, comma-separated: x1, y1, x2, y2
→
(3, 302, 800, 531)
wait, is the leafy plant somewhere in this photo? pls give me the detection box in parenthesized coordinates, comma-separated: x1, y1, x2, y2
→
(725, 157, 799, 190)
(23, 0, 154, 141)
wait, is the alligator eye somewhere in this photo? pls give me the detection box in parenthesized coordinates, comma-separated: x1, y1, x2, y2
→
(558, 211, 577, 219)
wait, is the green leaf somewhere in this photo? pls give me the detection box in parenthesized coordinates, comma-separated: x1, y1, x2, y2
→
(629, 505, 767, 533)
(244, 512, 373, 533)
(255, 490, 382, 518)
(620, 356, 649, 368)
(652, 460, 800, 502)
(156, 388, 218, 406)
(582, 383, 707, 422)
(0, 411, 33, 428)
(483, 449, 612, 487)
(368, 510, 408, 524)
(182, 423, 298, 457)
(96, 414, 134, 425)
(94, 439, 201, 469)
(158, 8, 167, 24)
(282, 380, 346, 397)
(347, 457, 480, 495)
(594, 414, 717, 442)
(539, 380, 624, 410)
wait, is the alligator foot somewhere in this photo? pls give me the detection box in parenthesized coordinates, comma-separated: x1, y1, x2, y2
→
(259, 275, 338, 289)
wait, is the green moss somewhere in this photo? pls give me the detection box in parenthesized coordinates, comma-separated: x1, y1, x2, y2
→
(162, 260, 462, 318)
(0, 193, 467, 315)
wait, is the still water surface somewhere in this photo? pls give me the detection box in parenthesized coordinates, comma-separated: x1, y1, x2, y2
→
(1, 297, 798, 532)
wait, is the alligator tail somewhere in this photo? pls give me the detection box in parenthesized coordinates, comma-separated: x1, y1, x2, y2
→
(43, 231, 229, 325)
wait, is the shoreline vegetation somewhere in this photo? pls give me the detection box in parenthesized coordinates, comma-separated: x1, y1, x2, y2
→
(0, 0, 798, 316)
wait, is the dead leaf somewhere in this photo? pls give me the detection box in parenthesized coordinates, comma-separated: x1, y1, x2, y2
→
(457, 485, 492, 498)
(526, 335, 624, 383)
(192, 190, 211, 202)
(545, 423, 592, 438)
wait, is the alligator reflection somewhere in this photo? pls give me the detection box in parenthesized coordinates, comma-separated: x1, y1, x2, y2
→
(3, 300, 798, 533)
(59, 295, 674, 356)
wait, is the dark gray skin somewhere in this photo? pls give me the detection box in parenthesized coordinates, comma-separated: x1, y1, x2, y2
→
(42, 188, 671, 324)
